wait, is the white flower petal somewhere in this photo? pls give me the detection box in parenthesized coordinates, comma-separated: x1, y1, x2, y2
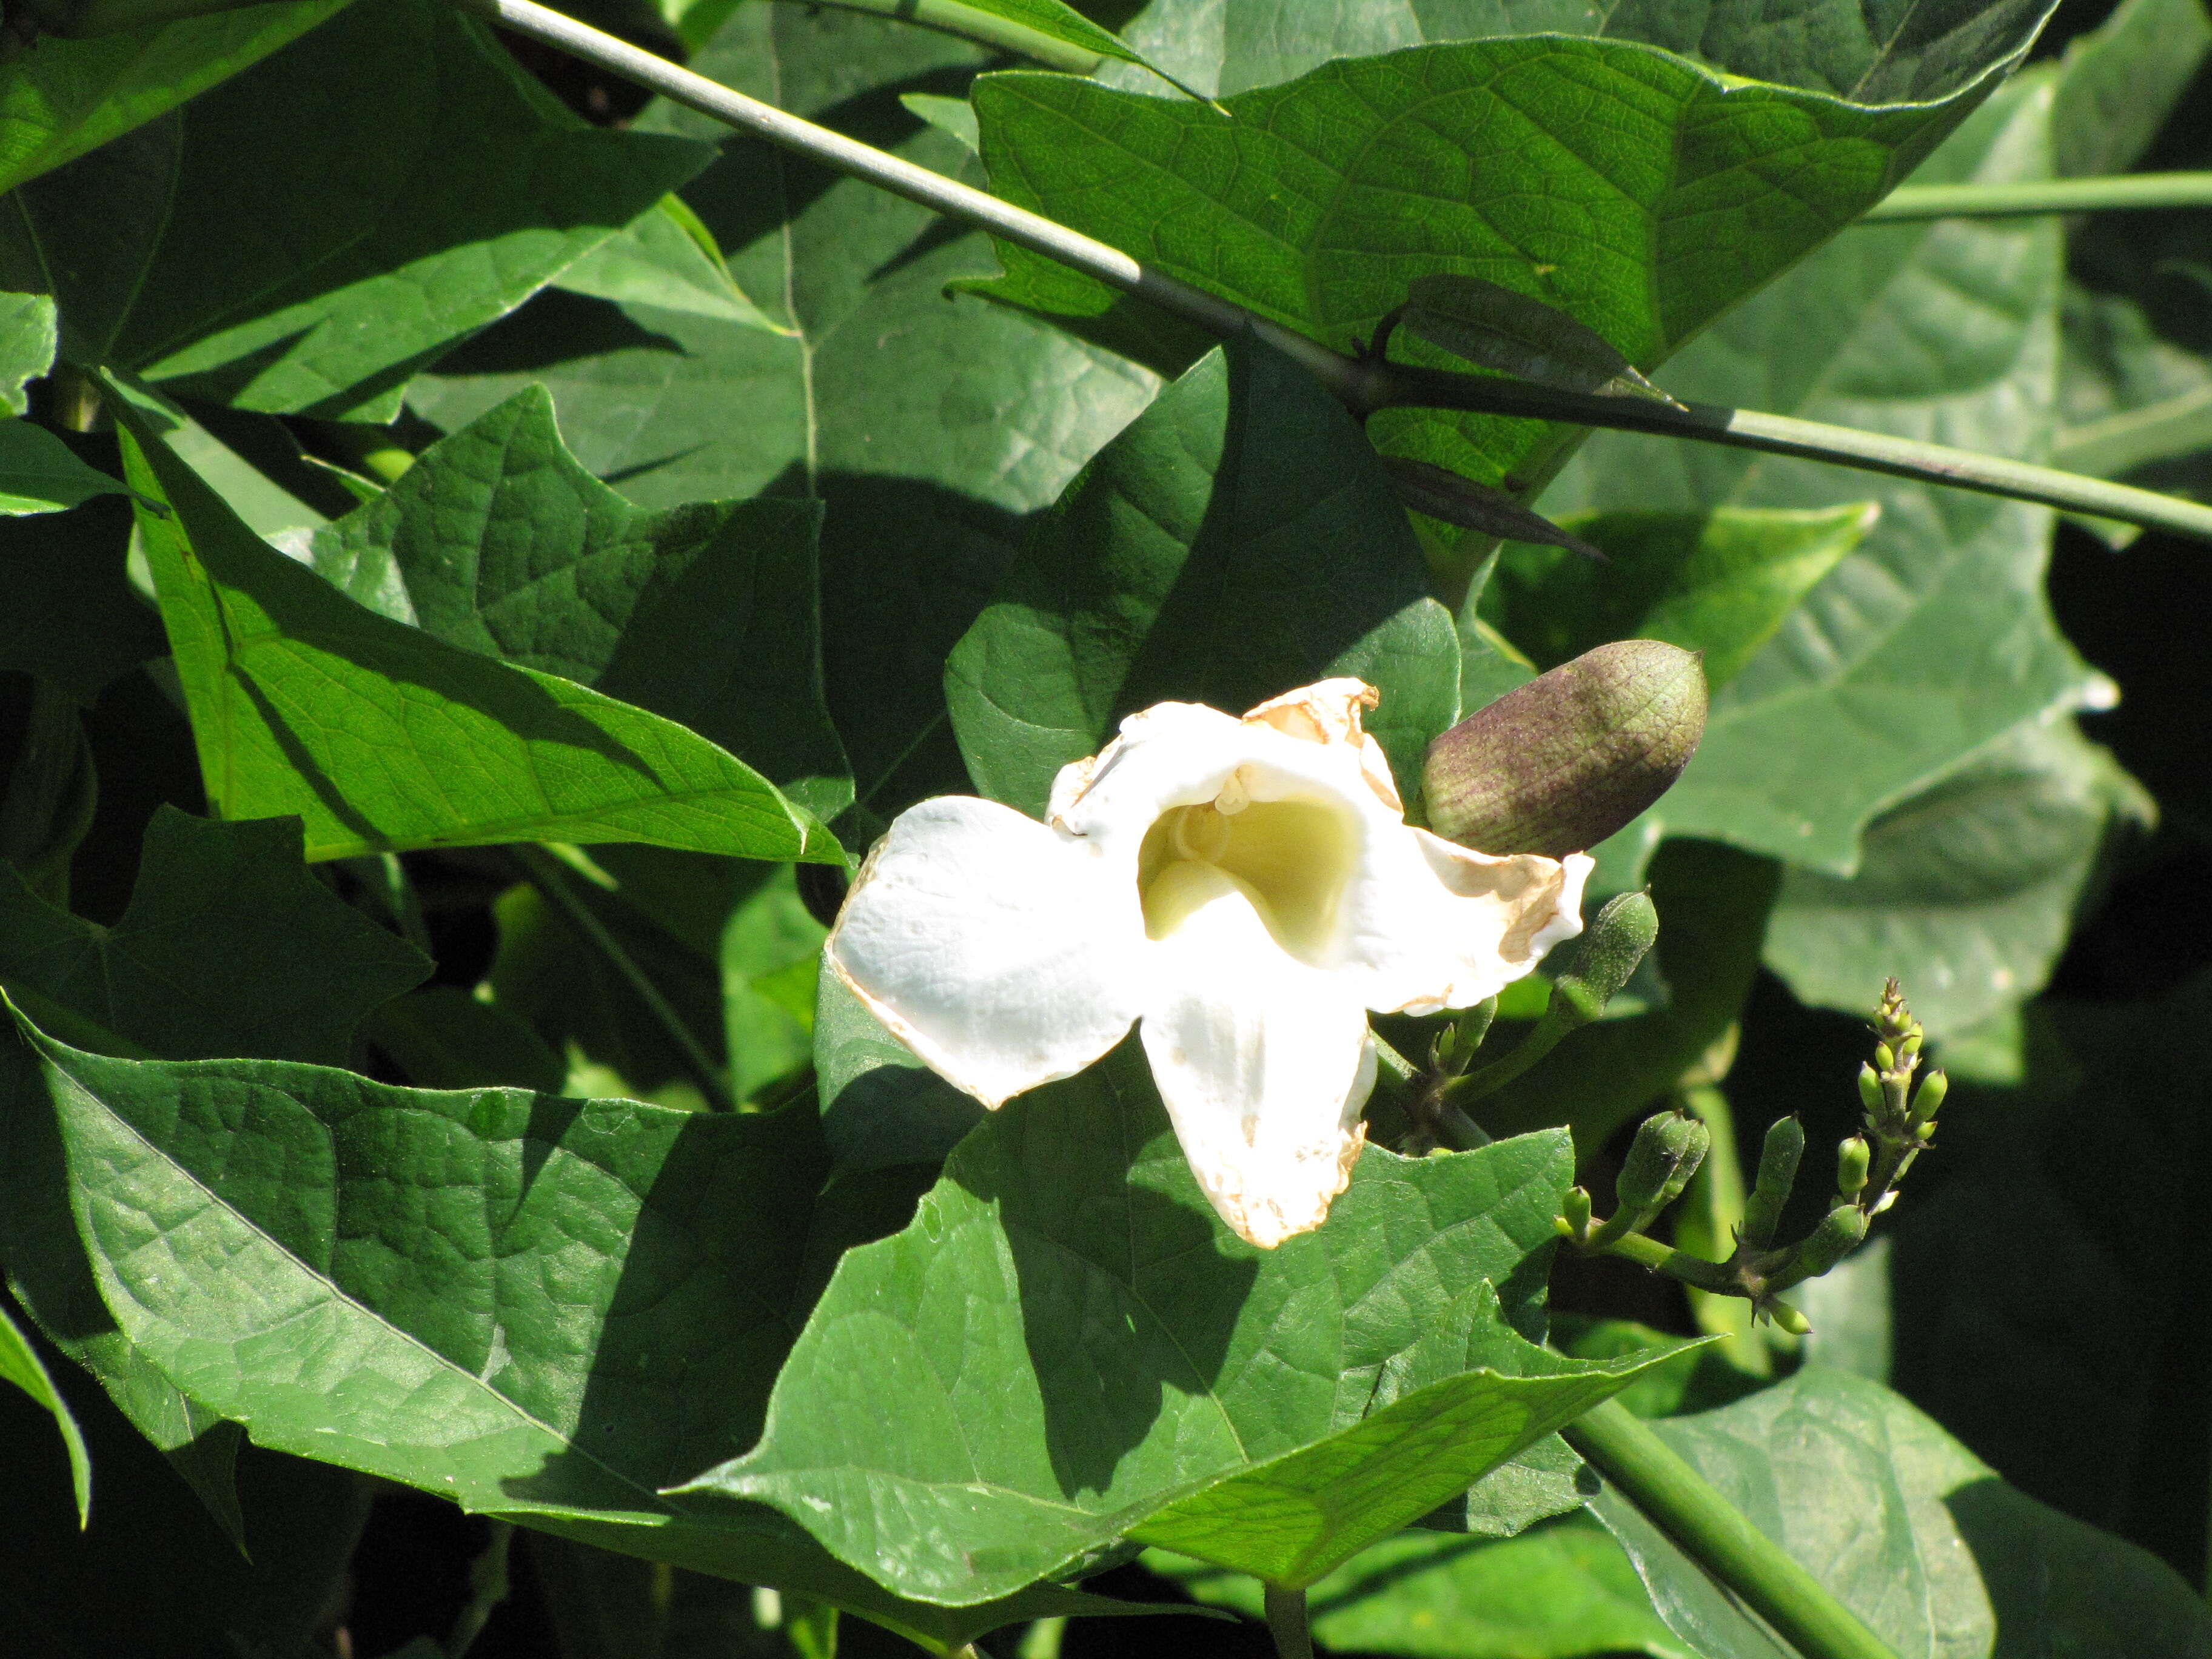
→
(826, 797, 1147, 1108)
(1341, 834, 1595, 1016)
(1137, 859, 1374, 1248)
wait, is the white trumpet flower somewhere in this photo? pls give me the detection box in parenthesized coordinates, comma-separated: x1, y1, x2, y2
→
(826, 679, 1594, 1247)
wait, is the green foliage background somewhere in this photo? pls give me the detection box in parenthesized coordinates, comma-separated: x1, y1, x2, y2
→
(4, 0, 2212, 1652)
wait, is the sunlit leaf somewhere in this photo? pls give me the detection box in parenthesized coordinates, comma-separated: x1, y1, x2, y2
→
(684, 1039, 1680, 1601)
(107, 377, 836, 865)
(946, 335, 1459, 817)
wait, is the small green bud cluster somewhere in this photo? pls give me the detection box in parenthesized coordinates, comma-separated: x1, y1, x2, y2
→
(1555, 979, 1951, 1334)
(1848, 977, 1946, 1217)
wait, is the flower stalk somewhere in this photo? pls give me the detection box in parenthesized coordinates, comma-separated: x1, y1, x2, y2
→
(1557, 980, 1946, 1332)
(1566, 1399, 1903, 1659)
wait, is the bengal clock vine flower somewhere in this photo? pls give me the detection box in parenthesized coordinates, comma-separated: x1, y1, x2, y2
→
(825, 679, 1594, 1248)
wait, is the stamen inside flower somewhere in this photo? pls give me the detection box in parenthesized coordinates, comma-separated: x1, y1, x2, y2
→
(1139, 796, 1358, 963)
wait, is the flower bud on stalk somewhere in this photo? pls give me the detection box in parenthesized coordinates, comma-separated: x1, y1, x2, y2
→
(1911, 1068, 1948, 1129)
(1775, 1204, 1869, 1287)
(1836, 1136, 1871, 1201)
(1558, 1185, 1594, 1241)
(1857, 1063, 1884, 1115)
(1424, 641, 1708, 859)
(1614, 1110, 1709, 1230)
(1740, 1115, 1804, 1252)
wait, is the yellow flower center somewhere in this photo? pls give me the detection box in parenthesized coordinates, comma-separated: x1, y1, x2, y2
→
(1138, 795, 1356, 964)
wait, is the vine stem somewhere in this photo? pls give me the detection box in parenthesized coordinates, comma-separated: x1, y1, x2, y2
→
(1566, 1399, 1902, 1659)
(1863, 172, 2212, 220)
(508, 845, 736, 1111)
(1262, 1584, 1316, 1659)
(448, 0, 2212, 544)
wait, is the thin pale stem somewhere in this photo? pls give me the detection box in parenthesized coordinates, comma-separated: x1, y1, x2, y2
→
(1566, 1399, 1903, 1659)
(446, 1521, 514, 1658)
(794, 0, 1101, 72)
(509, 845, 736, 1111)
(449, 0, 2212, 544)
(1262, 1584, 1316, 1659)
(1863, 172, 2212, 221)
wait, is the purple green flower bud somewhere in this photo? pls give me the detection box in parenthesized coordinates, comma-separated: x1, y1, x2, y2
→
(1423, 640, 1707, 859)
(1741, 1115, 1803, 1252)
(1836, 1135, 1870, 1200)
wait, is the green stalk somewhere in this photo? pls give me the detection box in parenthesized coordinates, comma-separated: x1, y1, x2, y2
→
(1566, 1399, 1902, 1659)
(447, 0, 2212, 545)
(1863, 172, 2212, 221)
(1364, 363, 2212, 541)
(2054, 384, 2212, 480)
(1262, 1585, 1316, 1659)
(1673, 1084, 1772, 1374)
(793, 0, 1102, 72)
(509, 845, 735, 1111)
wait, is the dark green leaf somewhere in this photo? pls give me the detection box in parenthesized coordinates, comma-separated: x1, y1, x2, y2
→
(483, 862, 728, 1109)
(1596, 1367, 2212, 1659)
(1484, 504, 1877, 691)
(2051, 0, 2212, 181)
(0, 492, 164, 703)
(1148, 1511, 1695, 1659)
(408, 2, 1164, 818)
(303, 384, 851, 820)
(1104, 0, 2053, 102)
(1889, 973, 2212, 1569)
(923, 0, 1204, 95)
(360, 985, 567, 1093)
(0, 1010, 1179, 1651)
(945, 335, 1458, 817)
(1382, 458, 1604, 560)
(1543, 74, 2092, 874)
(721, 865, 826, 1104)
(108, 377, 836, 865)
(1, 291, 57, 413)
(554, 194, 787, 332)
(813, 970, 984, 1173)
(0, 1347, 370, 1658)
(0, 419, 122, 515)
(0, 805, 427, 1064)
(971, 30, 2025, 505)
(0, 0, 345, 195)
(0, 0, 714, 419)
(0, 1296, 90, 1527)
(1401, 276, 1678, 407)
(1763, 719, 2150, 1037)
(1124, 1282, 1698, 1587)
(682, 1038, 1669, 1601)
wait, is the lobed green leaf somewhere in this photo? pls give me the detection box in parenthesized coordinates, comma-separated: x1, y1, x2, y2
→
(947, 335, 1458, 817)
(108, 376, 837, 865)
(685, 1037, 1678, 1602)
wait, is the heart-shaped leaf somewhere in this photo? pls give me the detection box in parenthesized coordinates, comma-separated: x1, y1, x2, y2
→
(107, 376, 836, 865)
(684, 1038, 1687, 1602)
(946, 334, 1459, 817)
